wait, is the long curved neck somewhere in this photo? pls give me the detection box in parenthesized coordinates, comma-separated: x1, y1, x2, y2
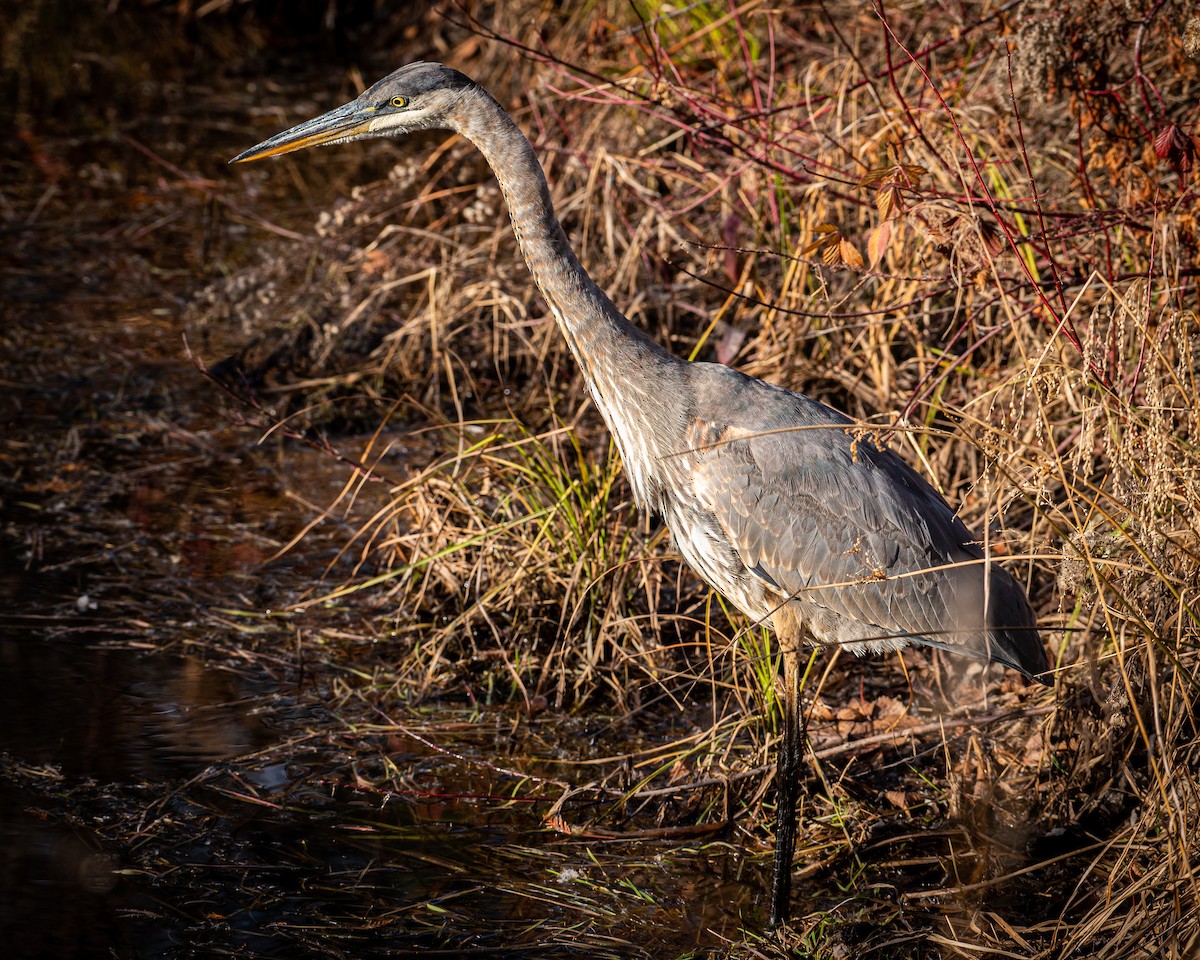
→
(448, 86, 682, 506)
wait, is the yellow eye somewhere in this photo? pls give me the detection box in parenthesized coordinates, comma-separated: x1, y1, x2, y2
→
(390, 96, 407, 108)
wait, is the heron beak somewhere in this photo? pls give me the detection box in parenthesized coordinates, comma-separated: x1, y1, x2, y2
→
(229, 101, 375, 163)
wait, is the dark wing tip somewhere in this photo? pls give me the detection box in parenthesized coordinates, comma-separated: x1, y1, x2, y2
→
(989, 621, 1052, 685)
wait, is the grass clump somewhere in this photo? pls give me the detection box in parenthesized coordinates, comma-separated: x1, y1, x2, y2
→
(354, 419, 676, 712)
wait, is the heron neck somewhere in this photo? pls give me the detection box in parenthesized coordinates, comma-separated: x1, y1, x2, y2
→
(451, 88, 680, 505)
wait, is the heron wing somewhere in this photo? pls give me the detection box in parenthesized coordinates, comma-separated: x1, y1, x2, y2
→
(685, 371, 1021, 655)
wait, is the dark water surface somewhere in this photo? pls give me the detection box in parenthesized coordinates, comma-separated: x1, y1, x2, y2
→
(0, 637, 276, 957)
(0, 625, 755, 959)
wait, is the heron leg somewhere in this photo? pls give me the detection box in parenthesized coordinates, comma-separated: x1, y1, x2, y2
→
(769, 616, 806, 928)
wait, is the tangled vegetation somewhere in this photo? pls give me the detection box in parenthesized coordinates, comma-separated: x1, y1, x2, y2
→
(4, 0, 1197, 956)
(183, 1, 1200, 954)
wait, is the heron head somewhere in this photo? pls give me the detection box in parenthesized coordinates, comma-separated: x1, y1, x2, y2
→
(230, 62, 474, 164)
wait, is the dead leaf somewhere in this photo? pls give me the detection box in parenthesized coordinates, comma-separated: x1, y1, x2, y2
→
(867, 221, 892, 267)
(804, 224, 863, 270)
(839, 238, 864, 269)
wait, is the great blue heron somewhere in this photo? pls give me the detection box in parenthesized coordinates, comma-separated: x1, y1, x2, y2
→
(232, 61, 1050, 927)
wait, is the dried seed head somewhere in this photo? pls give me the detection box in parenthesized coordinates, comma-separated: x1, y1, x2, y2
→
(1184, 16, 1200, 60)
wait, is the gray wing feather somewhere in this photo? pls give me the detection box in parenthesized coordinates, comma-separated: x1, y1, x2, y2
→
(686, 365, 1046, 679)
(693, 427, 954, 632)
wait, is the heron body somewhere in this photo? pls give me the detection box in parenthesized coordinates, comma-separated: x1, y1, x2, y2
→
(233, 62, 1050, 927)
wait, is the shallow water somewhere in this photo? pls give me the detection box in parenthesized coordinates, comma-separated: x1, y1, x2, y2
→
(0, 626, 760, 958)
(0, 636, 276, 779)
(0, 635, 275, 957)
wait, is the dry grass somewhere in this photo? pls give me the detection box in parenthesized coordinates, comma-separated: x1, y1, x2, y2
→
(187, 0, 1200, 954)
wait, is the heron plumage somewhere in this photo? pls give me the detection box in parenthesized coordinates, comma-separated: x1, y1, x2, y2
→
(679, 363, 1044, 677)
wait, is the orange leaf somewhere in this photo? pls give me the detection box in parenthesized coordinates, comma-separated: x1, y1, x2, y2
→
(859, 167, 890, 188)
(840, 239, 864, 269)
(876, 184, 895, 221)
(867, 221, 892, 267)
